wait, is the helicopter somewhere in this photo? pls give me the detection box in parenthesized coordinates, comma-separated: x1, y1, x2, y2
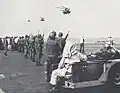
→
(28, 20, 30, 22)
(40, 16, 45, 21)
(56, 5, 71, 14)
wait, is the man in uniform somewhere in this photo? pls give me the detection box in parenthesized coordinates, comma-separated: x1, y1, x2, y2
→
(21, 36, 25, 53)
(17, 37, 22, 52)
(47, 31, 57, 41)
(30, 36, 36, 62)
(43, 31, 61, 65)
(4, 36, 8, 56)
(0, 38, 3, 50)
(57, 31, 70, 53)
(14, 36, 19, 50)
(108, 36, 113, 45)
(11, 37, 15, 51)
(24, 35, 30, 58)
(36, 34, 44, 66)
(29, 35, 34, 59)
(80, 36, 85, 53)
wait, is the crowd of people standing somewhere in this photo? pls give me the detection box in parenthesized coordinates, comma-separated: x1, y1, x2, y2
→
(0, 31, 69, 66)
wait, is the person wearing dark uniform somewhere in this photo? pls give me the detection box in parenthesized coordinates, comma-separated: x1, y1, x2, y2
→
(43, 31, 61, 60)
(9, 37, 13, 51)
(24, 35, 29, 58)
(80, 36, 85, 53)
(0, 38, 3, 50)
(14, 36, 18, 50)
(21, 36, 25, 53)
(10, 37, 15, 51)
(43, 31, 61, 81)
(31, 36, 36, 62)
(47, 31, 57, 41)
(4, 37, 8, 56)
(57, 32, 69, 53)
(36, 34, 44, 66)
(29, 36, 34, 59)
(17, 37, 22, 52)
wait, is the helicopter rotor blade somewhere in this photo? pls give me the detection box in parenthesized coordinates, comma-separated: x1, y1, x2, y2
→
(60, 9, 65, 11)
(61, 5, 67, 8)
(56, 6, 65, 9)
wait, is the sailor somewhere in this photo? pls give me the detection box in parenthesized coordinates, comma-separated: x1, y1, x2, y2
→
(43, 31, 61, 65)
(17, 37, 22, 52)
(47, 31, 57, 41)
(36, 34, 44, 66)
(80, 36, 85, 53)
(108, 36, 113, 45)
(14, 36, 19, 50)
(4, 36, 8, 56)
(24, 35, 29, 58)
(49, 41, 87, 92)
(0, 38, 3, 50)
(29, 35, 34, 59)
(9, 37, 13, 51)
(31, 36, 36, 62)
(20, 36, 24, 53)
(57, 31, 69, 53)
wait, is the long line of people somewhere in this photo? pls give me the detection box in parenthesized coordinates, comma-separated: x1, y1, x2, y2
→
(1, 31, 68, 66)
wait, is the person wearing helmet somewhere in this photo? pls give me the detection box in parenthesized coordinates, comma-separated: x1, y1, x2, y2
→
(47, 31, 56, 41)
(4, 36, 8, 56)
(49, 41, 87, 92)
(30, 36, 37, 62)
(36, 34, 44, 66)
(24, 35, 30, 58)
(9, 37, 14, 51)
(0, 38, 3, 50)
(43, 31, 61, 59)
(58, 32, 63, 37)
(43, 32, 61, 72)
(29, 35, 34, 59)
(17, 37, 22, 52)
(57, 32, 66, 53)
(21, 36, 25, 53)
(57, 31, 70, 53)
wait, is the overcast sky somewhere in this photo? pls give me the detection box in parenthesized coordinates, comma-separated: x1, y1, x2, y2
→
(0, 0, 120, 38)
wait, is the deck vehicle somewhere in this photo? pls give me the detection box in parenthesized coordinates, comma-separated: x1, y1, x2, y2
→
(63, 55, 120, 89)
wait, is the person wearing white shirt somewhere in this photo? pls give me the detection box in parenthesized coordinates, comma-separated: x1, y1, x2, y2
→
(80, 36, 85, 53)
(108, 36, 113, 45)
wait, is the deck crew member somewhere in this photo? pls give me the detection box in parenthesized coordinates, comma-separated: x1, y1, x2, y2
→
(4, 36, 8, 56)
(80, 36, 85, 53)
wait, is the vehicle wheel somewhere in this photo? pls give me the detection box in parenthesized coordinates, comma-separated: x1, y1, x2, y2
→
(113, 72, 120, 86)
(108, 67, 120, 88)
